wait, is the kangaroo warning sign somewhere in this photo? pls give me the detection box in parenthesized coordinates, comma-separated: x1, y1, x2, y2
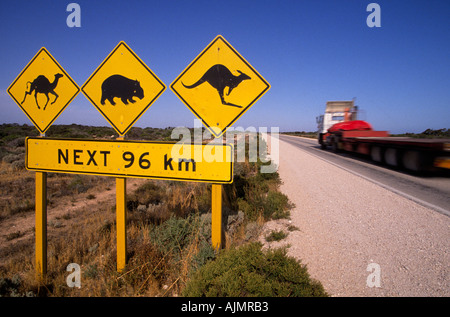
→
(26, 137, 233, 184)
(7, 48, 80, 134)
(171, 35, 270, 138)
(82, 41, 166, 136)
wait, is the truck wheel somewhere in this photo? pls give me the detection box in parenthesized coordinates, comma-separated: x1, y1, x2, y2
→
(370, 146, 383, 163)
(402, 151, 423, 172)
(384, 148, 400, 167)
(319, 134, 326, 150)
(331, 136, 339, 153)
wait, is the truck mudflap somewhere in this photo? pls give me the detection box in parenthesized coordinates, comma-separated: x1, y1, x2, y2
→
(434, 157, 450, 169)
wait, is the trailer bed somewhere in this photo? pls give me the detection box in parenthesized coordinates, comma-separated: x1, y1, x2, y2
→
(347, 136, 450, 151)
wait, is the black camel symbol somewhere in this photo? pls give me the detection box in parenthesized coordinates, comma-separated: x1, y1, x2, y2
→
(21, 73, 63, 110)
(182, 64, 251, 108)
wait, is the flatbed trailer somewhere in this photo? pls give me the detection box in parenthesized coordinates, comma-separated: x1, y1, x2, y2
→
(324, 130, 450, 172)
(316, 101, 450, 172)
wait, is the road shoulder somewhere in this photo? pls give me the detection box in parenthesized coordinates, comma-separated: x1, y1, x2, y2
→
(261, 137, 450, 296)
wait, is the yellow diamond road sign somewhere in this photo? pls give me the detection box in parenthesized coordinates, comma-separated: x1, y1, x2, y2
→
(171, 35, 270, 138)
(7, 48, 80, 134)
(82, 41, 166, 136)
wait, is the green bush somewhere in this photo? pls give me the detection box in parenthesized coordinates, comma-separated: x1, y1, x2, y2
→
(263, 191, 290, 220)
(265, 230, 288, 242)
(133, 181, 164, 205)
(182, 243, 328, 297)
(229, 159, 291, 222)
(68, 175, 92, 193)
(236, 188, 290, 222)
(150, 214, 214, 268)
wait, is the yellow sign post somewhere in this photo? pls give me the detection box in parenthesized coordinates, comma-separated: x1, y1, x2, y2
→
(115, 135, 127, 273)
(35, 169, 47, 279)
(171, 35, 270, 138)
(8, 48, 79, 278)
(116, 176, 127, 272)
(82, 41, 166, 136)
(211, 184, 223, 250)
(172, 35, 270, 249)
(7, 48, 80, 134)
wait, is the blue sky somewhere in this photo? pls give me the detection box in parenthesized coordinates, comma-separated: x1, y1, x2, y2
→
(1, 0, 449, 133)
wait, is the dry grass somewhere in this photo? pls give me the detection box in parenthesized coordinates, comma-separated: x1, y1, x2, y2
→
(0, 162, 113, 221)
(0, 162, 35, 219)
(0, 174, 221, 296)
(0, 125, 294, 297)
(0, 169, 276, 297)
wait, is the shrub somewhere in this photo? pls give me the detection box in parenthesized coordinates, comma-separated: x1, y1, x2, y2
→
(68, 175, 92, 194)
(132, 181, 164, 206)
(265, 230, 288, 242)
(5, 231, 25, 241)
(229, 159, 291, 222)
(182, 243, 328, 297)
(150, 214, 213, 267)
(11, 159, 25, 170)
(8, 199, 35, 215)
(2, 153, 21, 164)
(236, 189, 290, 222)
(263, 191, 290, 220)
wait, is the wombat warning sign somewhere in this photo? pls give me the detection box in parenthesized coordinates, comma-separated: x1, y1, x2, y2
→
(82, 41, 166, 136)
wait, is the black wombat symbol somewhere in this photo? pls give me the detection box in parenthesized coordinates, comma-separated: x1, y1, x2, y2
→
(101, 74, 144, 106)
(182, 64, 251, 108)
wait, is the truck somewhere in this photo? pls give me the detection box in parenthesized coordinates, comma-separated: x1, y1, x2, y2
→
(316, 101, 450, 172)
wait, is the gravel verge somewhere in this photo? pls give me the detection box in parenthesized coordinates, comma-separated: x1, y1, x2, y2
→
(260, 137, 449, 297)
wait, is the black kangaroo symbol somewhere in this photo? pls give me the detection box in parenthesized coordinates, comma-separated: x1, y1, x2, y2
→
(182, 64, 251, 108)
(21, 73, 63, 110)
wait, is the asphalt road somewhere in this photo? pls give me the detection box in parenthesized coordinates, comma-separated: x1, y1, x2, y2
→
(280, 134, 450, 217)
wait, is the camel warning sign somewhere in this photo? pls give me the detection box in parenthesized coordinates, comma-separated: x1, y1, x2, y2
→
(82, 41, 166, 136)
(171, 35, 270, 138)
(7, 47, 80, 134)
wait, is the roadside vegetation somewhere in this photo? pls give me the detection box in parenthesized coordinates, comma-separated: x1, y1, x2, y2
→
(182, 242, 327, 297)
(282, 128, 450, 140)
(0, 123, 326, 297)
(282, 131, 317, 139)
(392, 128, 450, 139)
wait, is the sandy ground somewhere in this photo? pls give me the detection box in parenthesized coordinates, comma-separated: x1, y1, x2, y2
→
(0, 177, 146, 266)
(260, 137, 449, 296)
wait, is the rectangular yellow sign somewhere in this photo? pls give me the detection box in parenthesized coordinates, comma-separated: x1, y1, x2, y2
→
(26, 138, 233, 183)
